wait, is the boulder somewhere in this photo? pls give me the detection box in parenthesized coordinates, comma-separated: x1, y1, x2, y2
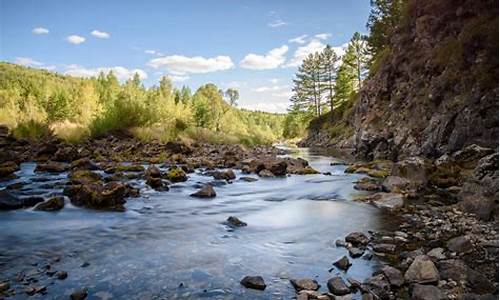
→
(348, 247, 365, 258)
(35, 161, 69, 173)
(70, 158, 98, 170)
(0, 190, 44, 210)
(333, 255, 352, 271)
(411, 284, 443, 300)
(380, 266, 404, 287)
(382, 176, 411, 193)
(213, 169, 236, 181)
(345, 232, 370, 246)
(327, 277, 351, 296)
(365, 274, 390, 299)
(240, 276, 266, 290)
(258, 169, 275, 177)
(145, 165, 162, 178)
(165, 167, 188, 182)
(438, 259, 494, 294)
(64, 181, 128, 210)
(404, 255, 440, 284)
(34, 196, 65, 211)
(366, 193, 404, 211)
(165, 141, 192, 154)
(372, 243, 396, 254)
(70, 170, 102, 185)
(390, 157, 433, 190)
(70, 289, 88, 300)
(190, 184, 216, 198)
(226, 216, 247, 227)
(290, 278, 320, 291)
(458, 195, 495, 221)
(54, 147, 78, 162)
(146, 177, 168, 191)
(0, 161, 19, 178)
(446, 236, 473, 254)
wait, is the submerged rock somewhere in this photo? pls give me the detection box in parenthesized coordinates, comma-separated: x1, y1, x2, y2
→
(70, 288, 88, 300)
(213, 169, 236, 181)
(34, 196, 65, 211)
(190, 184, 216, 198)
(226, 216, 247, 227)
(240, 276, 266, 290)
(0, 190, 43, 210)
(165, 167, 188, 182)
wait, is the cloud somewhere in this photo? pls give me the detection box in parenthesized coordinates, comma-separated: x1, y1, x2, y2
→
(148, 55, 234, 75)
(270, 78, 280, 84)
(14, 57, 43, 67)
(167, 74, 189, 82)
(145, 50, 156, 55)
(91, 30, 110, 39)
(289, 34, 308, 44)
(315, 33, 332, 40)
(271, 90, 294, 98)
(240, 45, 288, 70)
(242, 101, 289, 113)
(268, 19, 288, 28)
(67, 35, 86, 44)
(65, 65, 148, 81)
(252, 84, 289, 93)
(32, 27, 49, 35)
(286, 39, 326, 67)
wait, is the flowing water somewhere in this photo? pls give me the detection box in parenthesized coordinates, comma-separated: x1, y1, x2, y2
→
(0, 147, 396, 299)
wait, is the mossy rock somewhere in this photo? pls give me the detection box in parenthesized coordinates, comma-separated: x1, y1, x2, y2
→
(117, 164, 145, 172)
(166, 168, 188, 182)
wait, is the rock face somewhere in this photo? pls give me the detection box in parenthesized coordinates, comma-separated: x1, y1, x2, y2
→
(301, 0, 498, 162)
(240, 276, 266, 290)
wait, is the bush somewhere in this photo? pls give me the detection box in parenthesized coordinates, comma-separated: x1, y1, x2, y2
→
(12, 120, 52, 140)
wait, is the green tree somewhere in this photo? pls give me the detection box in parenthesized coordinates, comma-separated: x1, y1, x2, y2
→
(344, 32, 370, 89)
(224, 88, 239, 107)
(366, 0, 403, 58)
(292, 53, 323, 117)
(320, 45, 340, 114)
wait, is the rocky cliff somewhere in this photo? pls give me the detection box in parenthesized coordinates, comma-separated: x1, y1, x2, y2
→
(303, 0, 498, 161)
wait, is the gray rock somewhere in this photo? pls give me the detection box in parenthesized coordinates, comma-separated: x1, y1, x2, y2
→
(382, 176, 410, 192)
(404, 255, 440, 284)
(427, 248, 446, 260)
(327, 277, 351, 296)
(333, 255, 351, 271)
(369, 193, 404, 211)
(372, 243, 396, 254)
(290, 278, 320, 291)
(411, 283, 443, 300)
(380, 266, 404, 287)
(240, 275, 266, 290)
(348, 247, 365, 258)
(190, 184, 216, 198)
(447, 236, 473, 254)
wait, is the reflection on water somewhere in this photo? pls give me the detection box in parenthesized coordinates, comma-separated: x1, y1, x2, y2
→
(0, 147, 395, 299)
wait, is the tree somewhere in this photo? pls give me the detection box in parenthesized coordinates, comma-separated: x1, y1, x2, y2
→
(225, 88, 239, 107)
(344, 32, 370, 89)
(292, 53, 323, 117)
(366, 0, 403, 58)
(320, 45, 341, 114)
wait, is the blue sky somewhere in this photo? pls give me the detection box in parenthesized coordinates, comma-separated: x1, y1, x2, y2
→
(1, 0, 370, 112)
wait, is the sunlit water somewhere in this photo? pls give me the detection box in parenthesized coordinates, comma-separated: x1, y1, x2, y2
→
(0, 147, 395, 299)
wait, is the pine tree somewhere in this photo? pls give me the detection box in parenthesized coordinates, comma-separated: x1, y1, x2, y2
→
(344, 32, 370, 89)
(292, 53, 323, 117)
(320, 45, 340, 114)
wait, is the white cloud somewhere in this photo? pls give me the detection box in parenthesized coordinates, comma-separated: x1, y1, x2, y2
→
(145, 50, 157, 55)
(270, 78, 280, 84)
(268, 19, 287, 28)
(252, 84, 289, 93)
(271, 90, 294, 98)
(315, 33, 332, 40)
(242, 101, 289, 113)
(167, 74, 189, 82)
(32, 27, 49, 35)
(14, 57, 43, 67)
(285, 39, 326, 67)
(289, 34, 308, 44)
(148, 55, 234, 75)
(65, 65, 148, 81)
(240, 45, 288, 70)
(91, 30, 110, 39)
(67, 35, 86, 44)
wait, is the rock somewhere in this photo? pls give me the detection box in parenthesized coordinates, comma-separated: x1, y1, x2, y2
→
(165, 141, 192, 154)
(265, 160, 288, 176)
(240, 275, 266, 290)
(427, 248, 446, 260)
(348, 247, 365, 258)
(145, 165, 162, 178)
(446, 236, 473, 254)
(333, 255, 352, 271)
(213, 169, 236, 180)
(365, 274, 390, 299)
(240, 176, 258, 182)
(117, 164, 144, 172)
(458, 195, 495, 221)
(258, 169, 275, 177)
(34, 196, 65, 211)
(382, 176, 411, 193)
(190, 184, 216, 198)
(372, 243, 396, 254)
(54, 147, 78, 162)
(345, 232, 370, 246)
(35, 161, 69, 173)
(290, 166, 320, 175)
(404, 255, 440, 284)
(146, 177, 168, 191)
(451, 144, 494, 168)
(367, 193, 404, 211)
(354, 179, 382, 191)
(0, 161, 19, 177)
(327, 277, 350, 295)
(70, 158, 98, 170)
(0, 282, 10, 292)
(335, 239, 348, 248)
(165, 167, 188, 182)
(290, 278, 320, 291)
(380, 266, 404, 287)
(71, 288, 88, 300)
(226, 216, 247, 227)
(390, 157, 432, 190)
(0, 190, 43, 210)
(70, 170, 102, 184)
(411, 283, 443, 300)
(64, 181, 128, 210)
(55, 271, 67, 280)
(438, 259, 494, 294)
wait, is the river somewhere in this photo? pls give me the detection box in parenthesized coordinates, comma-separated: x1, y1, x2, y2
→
(0, 147, 396, 299)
